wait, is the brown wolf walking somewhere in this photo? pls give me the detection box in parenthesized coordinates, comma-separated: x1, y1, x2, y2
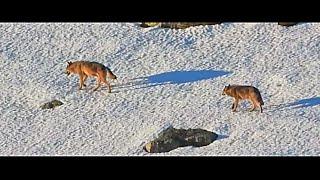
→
(65, 61, 117, 93)
(222, 84, 264, 113)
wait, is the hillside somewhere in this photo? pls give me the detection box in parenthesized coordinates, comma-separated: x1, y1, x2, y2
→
(0, 23, 319, 155)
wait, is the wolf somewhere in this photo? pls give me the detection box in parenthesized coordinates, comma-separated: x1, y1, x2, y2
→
(65, 61, 117, 93)
(222, 84, 264, 113)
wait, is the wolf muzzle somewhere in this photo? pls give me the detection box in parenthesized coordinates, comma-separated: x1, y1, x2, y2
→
(113, 76, 118, 83)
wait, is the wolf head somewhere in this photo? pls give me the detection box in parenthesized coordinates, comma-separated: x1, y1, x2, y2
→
(106, 67, 117, 80)
(222, 84, 231, 95)
(65, 61, 73, 76)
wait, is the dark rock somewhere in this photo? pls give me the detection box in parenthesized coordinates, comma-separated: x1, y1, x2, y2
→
(140, 22, 153, 28)
(278, 22, 298, 27)
(140, 22, 221, 29)
(40, 100, 63, 109)
(159, 22, 221, 29)
(143, 126, 218, 153)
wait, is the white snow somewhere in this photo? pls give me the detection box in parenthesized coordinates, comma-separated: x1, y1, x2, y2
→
(0, 23, 319, 156)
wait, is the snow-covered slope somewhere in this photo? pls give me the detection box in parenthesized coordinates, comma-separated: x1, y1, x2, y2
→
(0, 23, 319, 155)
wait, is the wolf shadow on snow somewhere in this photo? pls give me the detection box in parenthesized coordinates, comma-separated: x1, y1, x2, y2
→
(112, 70, 231, 92)
(265, 97, 320, 112)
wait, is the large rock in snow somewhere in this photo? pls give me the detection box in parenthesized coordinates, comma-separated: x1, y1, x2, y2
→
(143, 126, 218, 153)
(40, 100, 63, 109)
(278, 22, 298, 27)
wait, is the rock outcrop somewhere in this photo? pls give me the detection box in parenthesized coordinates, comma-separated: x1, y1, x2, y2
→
(143, 126, 218, 153)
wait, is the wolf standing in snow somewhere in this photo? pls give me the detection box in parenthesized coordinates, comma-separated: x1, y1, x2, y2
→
(222, 85, 264, 113)
(65, 61, 117, 93)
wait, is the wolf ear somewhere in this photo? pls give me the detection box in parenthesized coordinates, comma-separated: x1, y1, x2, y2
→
(67, 61, 72, 65)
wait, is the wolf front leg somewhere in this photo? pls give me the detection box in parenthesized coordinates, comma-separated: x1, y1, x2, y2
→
(82, 74, 88, 87)
(78, 73, 85, 90)
(105, 81, 111, 93)
(249, 99, 256, 112)
(232, 98, 239, 112)
(93, 78, 101, 91)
